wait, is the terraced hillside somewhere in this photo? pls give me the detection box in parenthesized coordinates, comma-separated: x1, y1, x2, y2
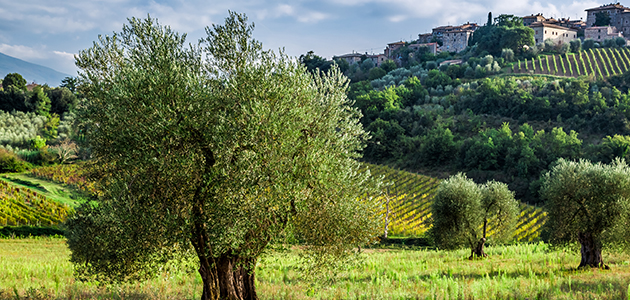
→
(367, 163, 547, 242)
(510, 48, 630, 79)
(0, 179, 71, 226)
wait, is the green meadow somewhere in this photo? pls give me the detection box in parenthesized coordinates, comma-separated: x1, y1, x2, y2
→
(2, 237, 630, 299)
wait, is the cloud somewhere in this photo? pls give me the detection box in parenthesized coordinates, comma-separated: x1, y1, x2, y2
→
(388, 15, 407, 22)
(53, 51, 76, 62)
(256, 3, 329, 23)
(0, 44, 47, 60)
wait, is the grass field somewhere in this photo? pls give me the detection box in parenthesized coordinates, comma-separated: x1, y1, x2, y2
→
(2, 238, 630, 299)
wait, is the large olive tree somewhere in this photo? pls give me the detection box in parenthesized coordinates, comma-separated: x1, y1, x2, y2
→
(431, 173, 519, 259)
(66, 13, 380, 300)
(541, 158, 630, 268)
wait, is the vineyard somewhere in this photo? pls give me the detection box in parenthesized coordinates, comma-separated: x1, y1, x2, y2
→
(511, 48, 630, 79)
(368, 163, 547, 241)
(29, 164, 96, 195)
(0, 179, 71, 226)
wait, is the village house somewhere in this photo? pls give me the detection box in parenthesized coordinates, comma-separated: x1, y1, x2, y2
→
(334, 52, 387, 67)
(431, 23, 479, 38)
(585, 3, 630, 27)
(417, 33, 433, 44)
(441, 29, 474, 53)
(585, 26, 624, 42)
(585, 3, 630, 39)
(523, 14, 546, 26)
(529, 22, 579, 45)
(334, 52, 363, 65)
(370, 54, 388, 66)
(414, 23, 479, 53)
(408, 42, 438, 55)
(384, 41, 406, 59)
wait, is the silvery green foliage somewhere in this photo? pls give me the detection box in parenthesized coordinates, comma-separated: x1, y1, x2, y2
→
(370, 66, 428, 90)
(431, 173, 518, 250)
(541, 158, 630, 246)
(68, 13, 381, 286)
(0, 110, 48, 151)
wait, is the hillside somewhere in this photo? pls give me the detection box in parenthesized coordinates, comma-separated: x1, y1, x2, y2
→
(0, 168, 89, 227)
(0, 178, 72, 227)
(0, 52, 70, 86)
(510, 48, 630, 78)
(368, 163, 546, 241)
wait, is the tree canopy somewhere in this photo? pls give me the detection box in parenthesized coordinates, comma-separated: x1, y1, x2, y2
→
(67, 12, 380, 300)
(2, 73, 27, 92)
(469, 15, 534, 56)
(594, 11, 611, 26)
(541, 158, 630, 268)
(299, 50, 333, 74)
(431, 173, 518, 259)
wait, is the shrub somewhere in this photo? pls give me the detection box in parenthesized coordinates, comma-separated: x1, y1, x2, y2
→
(0, 148, 30, 172)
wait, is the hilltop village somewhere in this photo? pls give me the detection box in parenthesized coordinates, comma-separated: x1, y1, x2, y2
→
(334, 2, 630, 67)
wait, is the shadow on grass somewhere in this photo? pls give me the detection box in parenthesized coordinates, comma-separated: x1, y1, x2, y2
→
(0, 287, 197, 300)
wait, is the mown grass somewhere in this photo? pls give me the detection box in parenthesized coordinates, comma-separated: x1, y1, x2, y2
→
(3, 238, 630, 299)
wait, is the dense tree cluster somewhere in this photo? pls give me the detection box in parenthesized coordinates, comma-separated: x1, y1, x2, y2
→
(468, 14, 535, 57)
(347, 66, 630, 202)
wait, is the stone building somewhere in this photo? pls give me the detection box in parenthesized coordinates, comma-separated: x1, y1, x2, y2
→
(334, 52, 388, 67)
(584, 26, 624, 42)
(441, 30, 474, 53)
(384, 41, 406, 59)
(408, 42, 438, 55)
(431, 23, 479, 39)
(417, 33, 433, 44)
(523, 14, 546, 26)
(415, 23, 478, 53)
(529, 22, 579, 45)
(334, 52, 363, 65)
(585, 3, 630, 27)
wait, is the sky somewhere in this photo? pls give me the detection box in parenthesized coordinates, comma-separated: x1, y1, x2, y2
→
(0, 0, 602, 77)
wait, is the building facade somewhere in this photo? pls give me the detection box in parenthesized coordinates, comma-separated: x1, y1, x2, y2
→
(385, 41, 405, 59)
(523, 14, 546, 26)
(585, 3, 630, 27)
(441, 30, 473, 53)
(408, 42, 438, 55)
(585, 26, 624, 42)
(334, 53, 363, 65)
(529, 22, 579, 45)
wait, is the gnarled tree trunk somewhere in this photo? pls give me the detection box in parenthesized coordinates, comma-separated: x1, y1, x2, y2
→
(577, 232, 608, 269)
(197, 252, 258, 300)
(197, 255, 258, 300)
(469, 237, 487, 260)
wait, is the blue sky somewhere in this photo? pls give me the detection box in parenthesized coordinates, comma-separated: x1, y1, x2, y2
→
(0, 0, 600, 76)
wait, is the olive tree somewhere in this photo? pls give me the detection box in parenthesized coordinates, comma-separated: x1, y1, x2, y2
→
(541, 158, 630, 269)
(66, 13, 381, 300)
(431, 173, 519, 259)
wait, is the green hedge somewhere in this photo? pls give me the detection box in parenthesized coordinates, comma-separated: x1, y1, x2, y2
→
(0, 226, 64, 237)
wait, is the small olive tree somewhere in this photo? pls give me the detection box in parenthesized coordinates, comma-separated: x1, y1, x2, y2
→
(541, 158, 630, 269)
(431, 173, 519, 259)
(66, 13, 381, 300)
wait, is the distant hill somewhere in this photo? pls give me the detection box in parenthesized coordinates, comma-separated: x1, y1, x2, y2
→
(0, 52, 71, 87)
